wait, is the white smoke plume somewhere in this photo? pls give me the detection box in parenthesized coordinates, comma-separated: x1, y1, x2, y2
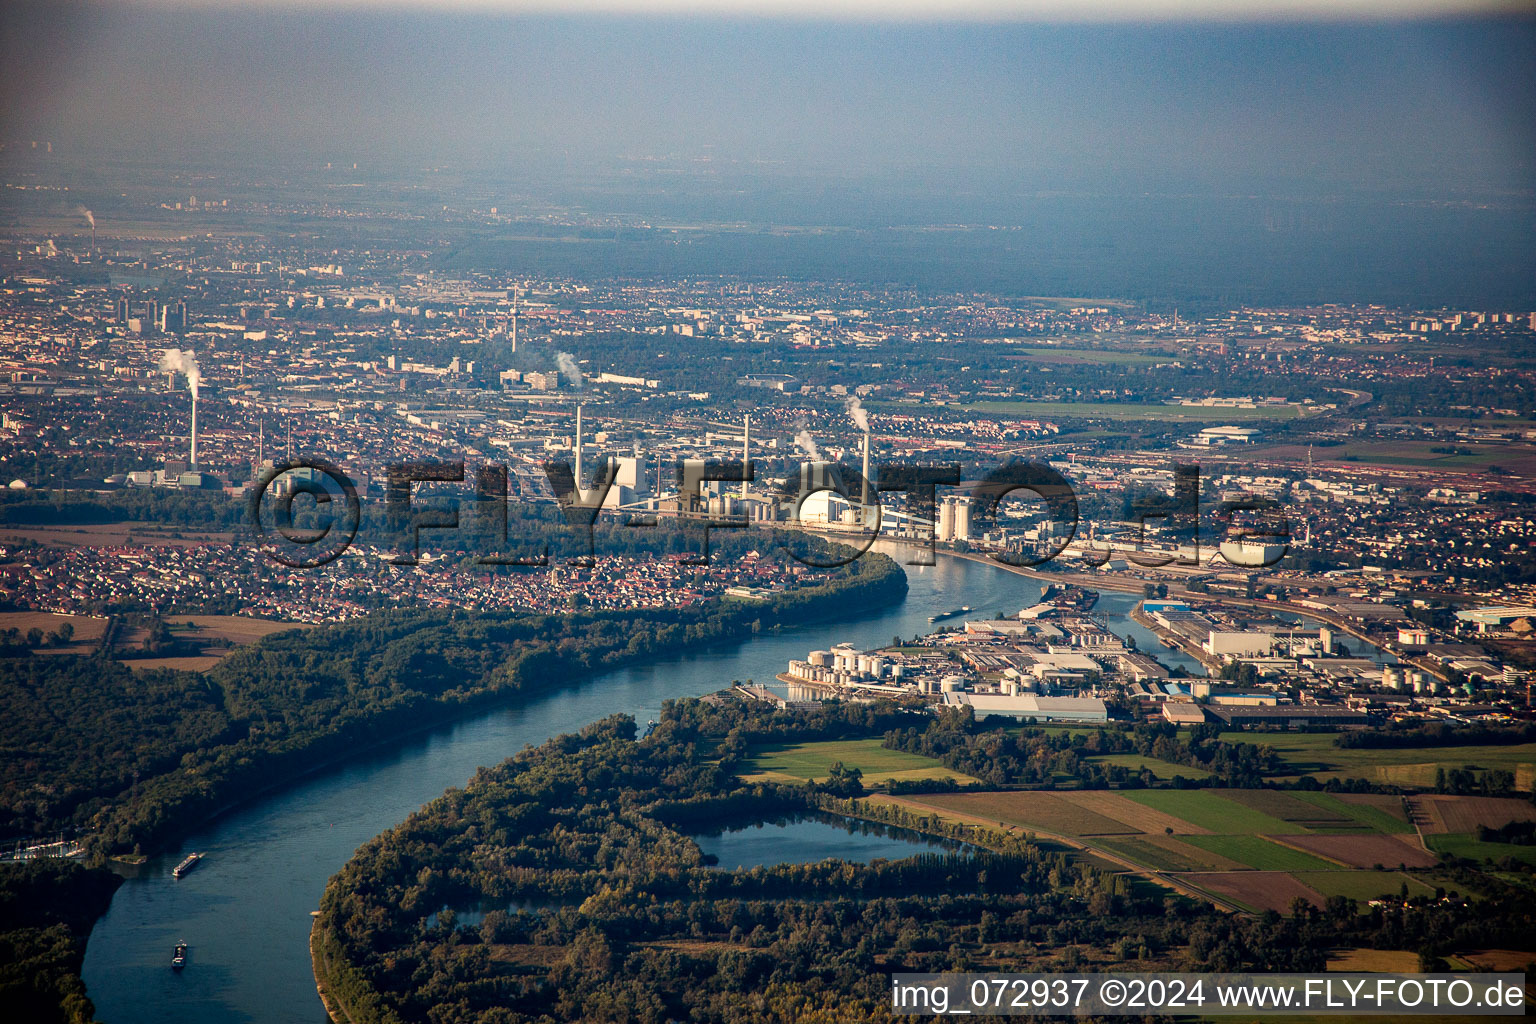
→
(844, 395, 869, 433)
(158, 348, 201, 397)
(794, 429, 821, 462)
(555, 351, 582, 387)
(76, 205, 95, 230)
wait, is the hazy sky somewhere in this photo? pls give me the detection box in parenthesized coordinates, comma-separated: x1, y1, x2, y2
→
(3, 3, 1533, 197)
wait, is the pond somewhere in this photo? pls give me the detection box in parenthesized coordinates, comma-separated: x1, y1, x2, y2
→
(691, 814, 967, 870)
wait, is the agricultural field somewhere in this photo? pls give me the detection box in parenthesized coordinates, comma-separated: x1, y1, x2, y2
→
(740, 739, 976, 787)
(1218, 729, 1536, 791)
(114, 614, 311, 673)
(1326, 949, 1423, 972)
(1060, 790, 1211, 835)
(1178, 871, 1325, 915)
(0, 611, 107, 656)
(1219, 788, 1351, 823)
(909, 791, 1140, 837)
(1093, 835, 1242, 873)
(1001, 346, 1166, 367)
(1424, 834, 1536, 867)
(1293, 871, 1436, 903)
(1247, 439, 1535, 474)
(0, 522, 233, 549)
(950, 400, 1303, 422)
(867, 782, 1533, 917)
(1298, 792, 1414, 833)
(1179, 834, 1342, 871)
(1409, 795, 1536, 835)
(163, 615, 312, 646)
(1272, 833, 1438, 869)
(1122, 790, 1298, 834)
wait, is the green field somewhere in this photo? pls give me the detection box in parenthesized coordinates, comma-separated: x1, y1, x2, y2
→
(741, 739, 975, 786)
(1425, 834, 1536, 866)
(951, 400, 1303, 422)
(1216, 731, 1536, 790)
(1122, 790, 1301, 834)
(1292, 871, 1437, 903)
(1088, 753, 1213, 780)
(1094, 836, 1225, 872)
(1181, 835, 1342, 871)
(1007, 346, 1167, 367)
(1290, 792, 1413, 834)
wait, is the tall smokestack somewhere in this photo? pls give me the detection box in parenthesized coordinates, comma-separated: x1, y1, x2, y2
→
(574, 404, 583, 487)
(191, 392, 198, 467)
(861, 430, 871, 507)
(741, 414, 750, 499)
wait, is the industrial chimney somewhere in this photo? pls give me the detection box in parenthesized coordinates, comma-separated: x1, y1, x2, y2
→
(741, 414, 750, 499)
(860, 429, 871, 507)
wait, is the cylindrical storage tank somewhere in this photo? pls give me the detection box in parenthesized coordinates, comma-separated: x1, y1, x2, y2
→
(941, 675, 964, 693)
(867, 657, 886, 678)
(808, 650, 829, 667)
(1003, 680, 1019, 696)
(889, 663, 903, 679)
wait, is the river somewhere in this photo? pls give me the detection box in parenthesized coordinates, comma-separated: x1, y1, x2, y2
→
(80, 547, 1196, 1023)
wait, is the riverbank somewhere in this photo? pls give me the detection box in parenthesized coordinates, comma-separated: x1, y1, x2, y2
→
(81, 546, 1047, 1023)
(1129, 602, 1222, 675)
(31, 555, 902, 1024)
(943, 548, 1427, 679)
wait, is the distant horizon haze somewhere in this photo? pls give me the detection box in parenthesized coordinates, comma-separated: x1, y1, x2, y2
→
(2, 6, 1531, 192)
(1, 4, 1531, 305)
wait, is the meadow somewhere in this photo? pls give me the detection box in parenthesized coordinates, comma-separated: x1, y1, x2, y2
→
(740, 739, 976, 786)
(752, 737, 1532, 919)
(1121, 790, 1298, 834)
(1217, 730, 1536, 790)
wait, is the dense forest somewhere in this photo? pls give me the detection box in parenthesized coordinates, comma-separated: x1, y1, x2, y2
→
(880, 717, 1282, 789)
(0, 860, 122, 1024)
(314, 699, 1536, 1024)
(0, 541, 904, 855)
(0, 539, 901, 1024)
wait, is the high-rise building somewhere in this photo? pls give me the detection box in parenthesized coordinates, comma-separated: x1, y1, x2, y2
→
(161, 301, 187, 333)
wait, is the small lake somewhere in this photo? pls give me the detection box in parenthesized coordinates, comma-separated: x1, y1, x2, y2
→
(692, 814, 966, 870)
